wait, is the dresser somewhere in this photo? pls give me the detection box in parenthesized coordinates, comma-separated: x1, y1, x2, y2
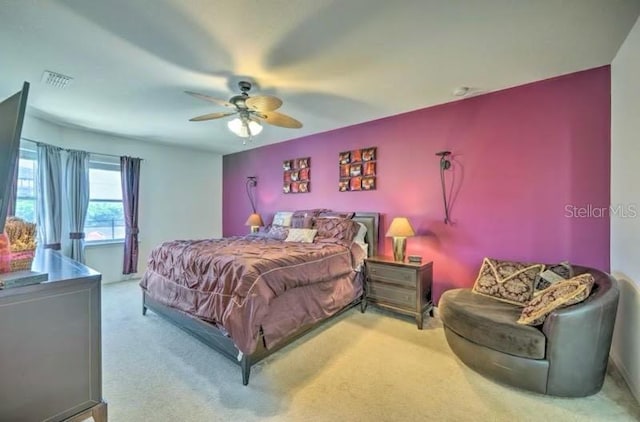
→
(364, 256, 433, 329)
(0, 249, 107, 422)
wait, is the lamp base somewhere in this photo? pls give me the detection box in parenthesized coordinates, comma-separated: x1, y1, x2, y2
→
(250, 226, 259, 233)
(392, 237, 407, 262)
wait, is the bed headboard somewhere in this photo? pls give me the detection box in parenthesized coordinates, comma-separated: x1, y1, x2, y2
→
(353, 212, 380, 257)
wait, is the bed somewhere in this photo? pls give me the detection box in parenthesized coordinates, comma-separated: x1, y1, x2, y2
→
(140, 212, 379, 385)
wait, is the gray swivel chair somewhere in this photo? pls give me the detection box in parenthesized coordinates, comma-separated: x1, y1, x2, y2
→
(439, 266, 619, 397)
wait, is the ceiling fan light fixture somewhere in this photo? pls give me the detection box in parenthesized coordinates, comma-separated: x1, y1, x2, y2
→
(187, 80, 301, 140)
(228, 117, 263, 138)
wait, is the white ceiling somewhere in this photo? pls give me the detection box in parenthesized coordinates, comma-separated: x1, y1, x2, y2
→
(1, 0, 638, 155)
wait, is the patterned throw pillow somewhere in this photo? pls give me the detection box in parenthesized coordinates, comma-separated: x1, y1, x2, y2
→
(266, 225, 289, 240)
(272, 211, 294, 227)
(533, 261, 573, 296)
(317, 211, 355, 219)
(284, 228, 318, 243)
(290, 209, 330, 228)
(517, 273, 595, 326)
(472, 258, 545, 306)
(314, 217, 360, 242)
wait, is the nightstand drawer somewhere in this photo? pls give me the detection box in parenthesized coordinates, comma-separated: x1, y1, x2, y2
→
(368, 281, 415, 308)
(367, 262, 416, 287)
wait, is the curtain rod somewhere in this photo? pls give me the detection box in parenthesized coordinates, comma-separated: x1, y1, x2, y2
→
(20, 137, 144, 161)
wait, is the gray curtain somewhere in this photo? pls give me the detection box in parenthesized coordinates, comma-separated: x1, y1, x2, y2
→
(36, 144, 62, 250)
(120, 156, 141, 274)
(6, 154, 19, 217)
(66, 150, 90, 263)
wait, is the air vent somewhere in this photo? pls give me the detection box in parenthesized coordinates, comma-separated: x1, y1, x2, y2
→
(41, 70, 73, 89)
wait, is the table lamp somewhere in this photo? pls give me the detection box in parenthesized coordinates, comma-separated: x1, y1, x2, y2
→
(385, 217, 415, 262)
(245, 213, 264, 233)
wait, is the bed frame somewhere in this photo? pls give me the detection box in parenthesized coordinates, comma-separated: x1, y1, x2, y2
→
(142, 212, 379, 385)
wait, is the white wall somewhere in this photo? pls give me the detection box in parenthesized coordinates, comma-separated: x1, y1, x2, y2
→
(22, 117, 223, 283)
(611, 16, 640, 403)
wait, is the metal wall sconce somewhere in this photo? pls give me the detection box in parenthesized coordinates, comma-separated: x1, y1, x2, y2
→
(245, 176, 263, 232)
(436, 151, 452, 224)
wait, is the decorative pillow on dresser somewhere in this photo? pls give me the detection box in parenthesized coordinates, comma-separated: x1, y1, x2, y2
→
(533, 261, 574, 296)
(314, 217, 360, 243)
(517, 273, 595, 326)
(284, 228, 318, 243)
(472, 258, 545, 306)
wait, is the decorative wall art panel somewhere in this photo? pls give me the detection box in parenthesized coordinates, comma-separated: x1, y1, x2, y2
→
(283, 157, 310, 193)
(339, 147, 376, 192)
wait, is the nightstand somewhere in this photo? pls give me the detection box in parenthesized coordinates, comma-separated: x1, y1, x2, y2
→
(363, 256, 433, 329)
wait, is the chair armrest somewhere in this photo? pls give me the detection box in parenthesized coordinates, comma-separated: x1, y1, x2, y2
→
(541, 274, 619, 396)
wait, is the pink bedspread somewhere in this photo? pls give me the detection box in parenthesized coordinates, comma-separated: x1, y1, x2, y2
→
(140, 236, 364, 354)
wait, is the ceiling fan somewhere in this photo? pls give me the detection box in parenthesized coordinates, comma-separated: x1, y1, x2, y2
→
(186, 81, 303, 139)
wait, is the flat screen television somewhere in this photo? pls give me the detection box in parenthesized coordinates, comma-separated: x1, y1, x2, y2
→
(0, 82, 29, 234)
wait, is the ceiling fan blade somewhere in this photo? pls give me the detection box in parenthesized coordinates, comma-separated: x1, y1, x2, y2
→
(245, 95, 283, 111)
(189, 111, 237, 122)
(185, 91, 234, 108)
(255, 111, 303, 129)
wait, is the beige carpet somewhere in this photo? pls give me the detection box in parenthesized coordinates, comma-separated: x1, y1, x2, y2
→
(102, 281, 640, 422)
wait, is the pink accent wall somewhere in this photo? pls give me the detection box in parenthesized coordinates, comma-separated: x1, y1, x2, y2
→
(223, 66, 611, 303)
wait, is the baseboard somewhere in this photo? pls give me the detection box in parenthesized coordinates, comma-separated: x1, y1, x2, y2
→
(103, 276, 141, 285)
(611, 349, 640, 404)
(609, 272, 640, 405)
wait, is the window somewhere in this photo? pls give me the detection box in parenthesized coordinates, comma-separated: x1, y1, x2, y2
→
(85, 155, 124, 242)
(15, 141, 37, 223)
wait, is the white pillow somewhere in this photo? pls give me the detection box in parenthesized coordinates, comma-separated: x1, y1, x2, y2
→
(285, 228, 317, 243)
(353, 222, 367, 243)
(272, 211, 294, 227)
(355, 241, 369, 258)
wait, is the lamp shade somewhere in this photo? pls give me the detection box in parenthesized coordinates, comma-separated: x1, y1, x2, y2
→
(228, 117, 263, 138)
(385, 217, 415, 238)
(245, 213, 264, 227)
